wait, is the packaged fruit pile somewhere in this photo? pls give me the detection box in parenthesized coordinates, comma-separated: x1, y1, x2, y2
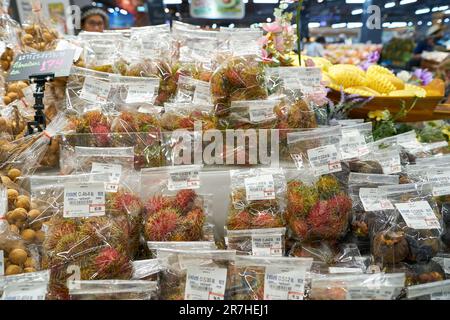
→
(0, 11, 450, 301)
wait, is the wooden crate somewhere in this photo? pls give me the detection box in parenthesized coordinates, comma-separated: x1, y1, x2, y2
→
(328, 90, 449, 122)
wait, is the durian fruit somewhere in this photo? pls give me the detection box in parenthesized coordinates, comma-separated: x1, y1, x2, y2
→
(328, 65, 367, 88)
(366, 72, 397, 94)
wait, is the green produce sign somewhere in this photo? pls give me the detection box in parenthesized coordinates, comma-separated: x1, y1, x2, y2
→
(190, 0, 245, 19)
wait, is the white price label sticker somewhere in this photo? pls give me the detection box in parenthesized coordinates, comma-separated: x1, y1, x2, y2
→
(340, 129, 369, 159)
(359, 188, 394, 212)
(192, 82, 212, 105)
(168, 170, 200, 191)
(244, 175, 276, 201)
(80, 77, 111, 103)
(264, 267, 306, 300)
(282, 67, 322, 90)
(2, 283, 47, 300)
(91, 163, 122, 193)
(0, 250, 3, 276)
(251, 235, 283, 256)
(377, 153, 401, 175)
(63, 182, 106, 218)
(125, 82, 156, 103)
(248, 105, 277, 123)
(346, 286, 397, 300)
(395, 201, 440, 230)
(428, 170, 450, 196)
(185, 266, 227, 300)
(307, 144, 342, 176)
(431, 292, 450, 300)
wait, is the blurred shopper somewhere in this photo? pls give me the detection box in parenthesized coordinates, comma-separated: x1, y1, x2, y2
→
(306, 36, 326, 57)
(409, 25, 444, 68)
(80, 5, 109, 32)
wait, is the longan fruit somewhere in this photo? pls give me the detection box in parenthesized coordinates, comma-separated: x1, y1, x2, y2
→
(7, 168, 21, 181)
(8, 83, 18, 92)
(12, 208, 27, 221)
(21, 33, 33, 44)
(27, 209, 41, 221)
(7, 188, 19, 201)
(30, 220, 43, 231)
(35, 230, 45, 243)
(5, 264, 23, 275)
(7, 92, 18, 101)
(9, 248, 28, 265)
(15, 220, 25, 228)
(3, 95, 11, 105)
(15, 195, 30, 210)
(24, 257, 36, 268)
(24, 267, 36, 273)
(1, 176, 12, 184)
(21, 229, 36, 242)
(17, 82, 28, 90)
(42, 32, 53, 42)
(6, 211, 15, 224)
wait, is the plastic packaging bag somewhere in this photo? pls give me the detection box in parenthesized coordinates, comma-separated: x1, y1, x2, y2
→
(211, 54, 268, 117)
(147, 241, 217, 258)
(287, 126, 343, 174)
(19, 0, 58, 52)
(361, 145, 401, 175)
(229, 256, 313, 300)
(0, 0, 21, 74)
(407, 279, 450, 300)
(140, 165, 213, 242)
(0, 270, 49, 300)
(157, 248, 235, 300)
(30, 174, 135, 299)
(372, 183, 442, 266)
(227, 168, 286, 230)
(285, 168, 352, 242)
(68, 280, 157, 300)
(161, 102, 216, 131)
(348, 173, 399, 253)
(108, 74, 160, 109)
(0, 102, 34, 141)
(132, 258, 165, 281)
(174, 75, 212, 104)
(309, 272, 405, 300)
(225, 227, 286, 256)
(0, 220, 39, 276)
(339, 122, 373, 161)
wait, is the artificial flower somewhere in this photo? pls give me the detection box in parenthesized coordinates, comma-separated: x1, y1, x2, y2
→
(412, 68, 433, 86)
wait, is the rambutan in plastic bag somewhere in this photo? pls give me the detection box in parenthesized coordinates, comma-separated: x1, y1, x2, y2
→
(156, 248, 235, 300)
(371, 183, 442, 267)
(308, 272, 405, 300)
(161, 102, 216, 131)
(140, 165, 213, 242)
(210, 54, 268, 117)
(108, 74, 160, 109)
(132, 258, 165, 281)
(227, 168, 286, 231)
(27, 173, 135, 299)
(0, 220, 40, 276)
(284, 168, 352, 242)
(348, 173, 399, 253)
(360, 144, 402, 175)
(174, 75, 212, 104)
(19, 0, 58, 52)
(339, 122, 373, 161)
(225, 227, 286, 256)
(68, 280, 158, 300)
(130, 24, 171, 59)
(80, 34, 123, 73)
(229, 256, 312, 300)
(0, 270, 49, 300)
(407, 279, 450, 300)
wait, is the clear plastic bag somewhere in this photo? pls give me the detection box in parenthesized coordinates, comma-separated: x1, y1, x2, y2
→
(225, 227, 286, 256)
(108, 74, 160, 109)
(68, 280, 158, 300)
(0, 270, 50, 300)
(130, 24, 171, 60)
(340, 122, 373, 161)
(361, 145, 401, 175)
(348, 173, 399, 253)
(371, 183, 442, 266)
(81, 35, 123, 73)
(287, 126, 343, 174)
(174, 75, 212, 104)
(132, 258, 165, 281)
(161, 102, 216, 131)
(229, 256, 313, 300)
(285, 169, 352, 241)
(0, 102, 34, 140)
(0, 0, 21, 74)
(407, 279, 450, 300)
(210, 54, 268, 117)
(29, 174, 135, 299)
(140, 165, 213, 242)
(309, 272, 405, 300)
(157, 248, 235, 300)
(227, 168, 286, 231)
(0, 220, 40, 276)
(19, 0, 58, 52)
(220, 99, 280, 130)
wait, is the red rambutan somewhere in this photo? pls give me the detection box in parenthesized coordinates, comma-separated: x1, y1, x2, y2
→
(145, 208, 179, 241)
(227, 210, 253, 230)
(111, 191, 142, 216)
(91, 123, 111, 146)
(252, 211, 283, 229)
(173, 189, 197, 213)
(144, 195, 172, 215)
